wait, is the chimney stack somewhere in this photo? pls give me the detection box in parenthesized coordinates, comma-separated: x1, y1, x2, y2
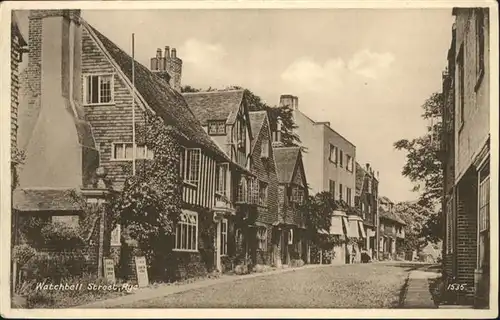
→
(149, 45, 183, 92)
(366, 163, 370, 171)
(18, 10, 98, 189)
(280, 94, 299, 110)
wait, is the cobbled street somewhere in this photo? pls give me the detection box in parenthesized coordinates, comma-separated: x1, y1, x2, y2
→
(123, 263, 424, 308)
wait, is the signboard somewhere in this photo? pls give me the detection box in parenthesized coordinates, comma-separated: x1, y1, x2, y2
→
(135, 256, 149, 288)
(103, 258, 116, 284)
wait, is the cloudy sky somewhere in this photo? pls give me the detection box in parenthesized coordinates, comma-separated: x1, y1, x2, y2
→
(16, 8, 454, 202)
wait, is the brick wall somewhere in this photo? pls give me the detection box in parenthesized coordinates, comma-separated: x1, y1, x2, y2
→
(11, 26, 24, 149)
(456, 171, 478, 304)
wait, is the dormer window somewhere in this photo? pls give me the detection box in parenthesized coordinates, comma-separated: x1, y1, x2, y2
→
(208, 120, 226, 135)
(84, 74, 114, 105)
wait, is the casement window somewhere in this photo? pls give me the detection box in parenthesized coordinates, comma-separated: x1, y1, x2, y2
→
(221, 218, 228, 256)
(457, 45, 465, 129)
(339, 150, 344, 167)
(236, 117, 246, 148)
(346, 155, 353, 172)
(475, 9, 485, 90)
(478, 163, 490, 270)
(288, 229, 294, 245)
(339, 183, 343, 200)
(237, 176, 247, 202)
(329, 180, 336, 199)
(84, 74, 114, 105)
(180, 148, 201, 186)
(112, 143, 153, 160)
(329, 144, 338, 163)
(346, 187, 352, 206)
(257, 227, 267, 250)
(216, 163, 228, 195)
(174, 210, 198, 252)
(290, 186, 304, 204)
(208, 120, 226, 135)
(259, 181, 268, 206)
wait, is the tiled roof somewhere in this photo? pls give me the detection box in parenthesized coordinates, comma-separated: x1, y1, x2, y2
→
(13, 189, 81, 211)
(355, 162, 366, 196)
(182, 90, 245, 126)
(379, 206, 406, 225)
(273, 147, 300, 183)
(249, 111, 267, 150)
(84, 22, 228, 161)
(12, 13, 27, 46)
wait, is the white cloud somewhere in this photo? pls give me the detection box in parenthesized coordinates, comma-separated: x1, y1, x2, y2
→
(180, 38, 227, 65)
(347, 50, 395, 79)
(281, 49, 395, 92)
(281, 57, 346, 92)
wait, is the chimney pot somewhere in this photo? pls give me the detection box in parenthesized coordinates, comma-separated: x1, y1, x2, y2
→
(172, 48, 177, 58)
(366, 163, 370, 171)
(156, 48, 162, 59)
(165, 46, 170, 58)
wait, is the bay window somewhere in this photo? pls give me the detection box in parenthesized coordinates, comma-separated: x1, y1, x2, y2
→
(174, 210, 198, 252)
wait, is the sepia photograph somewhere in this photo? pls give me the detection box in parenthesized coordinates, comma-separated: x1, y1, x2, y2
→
(0, 0, 497, 318)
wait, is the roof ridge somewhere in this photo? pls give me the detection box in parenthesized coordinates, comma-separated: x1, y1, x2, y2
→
(182, 89, 244, 95)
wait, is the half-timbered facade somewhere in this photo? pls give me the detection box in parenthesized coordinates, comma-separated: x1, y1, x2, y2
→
(14, 9, 241, 280)
(183, 90, 257, 271)
(378, 197, 406, 261)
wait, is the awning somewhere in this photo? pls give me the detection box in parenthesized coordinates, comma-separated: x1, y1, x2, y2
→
(329, 215, 344, 235)
(318, 229, 329, 235)
(358, 221, 366, 238)
(347, 219, 360, 238)
(332, 210, 347, 217)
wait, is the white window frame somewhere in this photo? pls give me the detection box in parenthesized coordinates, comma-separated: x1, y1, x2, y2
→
(174, 210, 198, 252)
(111, 142, 154, 161)
(208, 120, 226, 135)
(181, 148, 201, 187)
(216, 163, 228, 196)
(257, 227, 267, 250)
(329, 144, 338, 164)
(83, 73, 115, 105)
(221, 218, 228, 256)
(288, 229, 294, 245)
(346, 187, 352, 206)
(259, 181, 268, 206)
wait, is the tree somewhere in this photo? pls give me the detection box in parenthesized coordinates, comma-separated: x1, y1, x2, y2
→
(394, 92, 443, 243)
(394, 201, 433, 253)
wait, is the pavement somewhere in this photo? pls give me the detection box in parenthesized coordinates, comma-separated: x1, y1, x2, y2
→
(401, 264, 440, 308)
(75, 263, 334, 308)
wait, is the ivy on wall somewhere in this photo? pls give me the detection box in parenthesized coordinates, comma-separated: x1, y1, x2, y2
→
(108, 112, 183, 279)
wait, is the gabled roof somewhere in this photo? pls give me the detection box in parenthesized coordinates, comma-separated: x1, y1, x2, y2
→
(12, 12, 27, 47)
(83, 22, 229, 161)
(273, 147, 301, 184)
(355, 162, 366, 196)
(182, 90, 245, 126)
(379, 205, 406, 225)
(249, 111, 267, 150)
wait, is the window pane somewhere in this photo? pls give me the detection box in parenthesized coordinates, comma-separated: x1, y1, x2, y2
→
(91, 76, 99, 103)
(136, 145, 145, 159)
(100, 75, 112, 103)
(192, 225, 197, 250)
(114, 144, 124, 159)
(124, 143, 134, 159)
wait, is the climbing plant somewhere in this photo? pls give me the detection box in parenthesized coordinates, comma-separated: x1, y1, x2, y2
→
(109, 112, 183, 278)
